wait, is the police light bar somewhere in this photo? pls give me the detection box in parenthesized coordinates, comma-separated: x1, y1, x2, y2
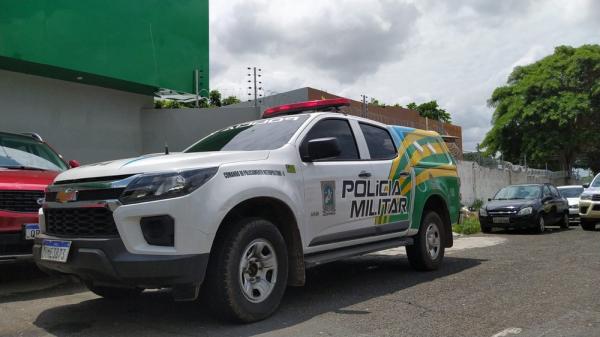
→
(262, 98, 351, 118)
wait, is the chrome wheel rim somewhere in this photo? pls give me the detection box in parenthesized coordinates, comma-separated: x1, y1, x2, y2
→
(539, 217, 545, 232)
(425, 223, 441, 260)
(239, 238, 278, 303)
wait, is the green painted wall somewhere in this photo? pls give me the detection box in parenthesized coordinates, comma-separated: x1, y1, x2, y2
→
(0, 0, 209, 95)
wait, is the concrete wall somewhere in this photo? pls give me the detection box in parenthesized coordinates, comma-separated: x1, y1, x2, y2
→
(458, 160, 573, 206)
(140, 107, 260, 153)
(1, 69, 153, 164)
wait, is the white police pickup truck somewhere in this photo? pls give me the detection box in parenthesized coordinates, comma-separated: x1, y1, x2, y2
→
(35, 98, 461, 322)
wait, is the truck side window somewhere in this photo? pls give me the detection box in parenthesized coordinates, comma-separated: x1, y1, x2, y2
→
(359, 123, 397, 160)
(301, 119, 359, 160)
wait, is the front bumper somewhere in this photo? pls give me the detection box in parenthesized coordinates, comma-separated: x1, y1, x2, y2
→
(579, 200, 600, 220)
(479, 214, 537, 229)
(33, 234, 209, 288)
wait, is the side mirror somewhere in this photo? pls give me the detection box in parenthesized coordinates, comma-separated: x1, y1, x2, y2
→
(583, 183, 590, 189)
(68, 160, 80, 168)
(303, 137, 341, 162)
(542, 196, 552, 203)
(487, 198, 492, 202)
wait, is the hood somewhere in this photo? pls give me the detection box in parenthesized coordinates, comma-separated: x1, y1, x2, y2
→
(55, 151, 270, 183)
(0, 169, 59, 190)
(583, 187, 600, 194)
(566, 197, 580, 206)
(485, 199, 536, 211)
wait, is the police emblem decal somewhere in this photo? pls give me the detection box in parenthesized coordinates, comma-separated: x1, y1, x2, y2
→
(321, 181, 336, 216)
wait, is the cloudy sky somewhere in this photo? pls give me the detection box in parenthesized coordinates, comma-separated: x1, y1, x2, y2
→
(209, 0, 599, 151)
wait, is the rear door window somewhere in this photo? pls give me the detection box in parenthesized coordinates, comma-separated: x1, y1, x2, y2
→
(359, 123, 397, 160)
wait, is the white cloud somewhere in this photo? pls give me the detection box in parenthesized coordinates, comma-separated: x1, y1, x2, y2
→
(210, 0, 598, 151)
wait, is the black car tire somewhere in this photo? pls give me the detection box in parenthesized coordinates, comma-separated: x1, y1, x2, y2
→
(535, 214, 546, 234)
(481, 225, 492, 233)
(202, 217, 288, 323)
(560, 213, 570, 229)
(581, 219, 596, 231)
(407, 211, 445, 271)
(85, 283, 143, 299)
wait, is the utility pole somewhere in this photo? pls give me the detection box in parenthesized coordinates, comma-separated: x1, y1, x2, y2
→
(247, 67, 263, 116)
(194, 69, 204, 108)
(360, 95, 368, 118)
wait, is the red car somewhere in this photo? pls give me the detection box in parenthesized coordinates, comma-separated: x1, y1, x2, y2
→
(0, 132, 78, 262)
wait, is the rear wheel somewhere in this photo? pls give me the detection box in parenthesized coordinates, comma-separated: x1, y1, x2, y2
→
(203, 218, 288, 323)
(407, 211, 445, 271)
(85, 283, 143, 299)
(560, 213, 570, 229)
(581, 219, 596, 231)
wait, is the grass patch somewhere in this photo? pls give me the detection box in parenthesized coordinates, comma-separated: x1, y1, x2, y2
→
(453, 216, 481, 235)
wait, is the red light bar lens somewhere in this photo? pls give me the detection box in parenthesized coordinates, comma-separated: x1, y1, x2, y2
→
(262, 98, 351, 118)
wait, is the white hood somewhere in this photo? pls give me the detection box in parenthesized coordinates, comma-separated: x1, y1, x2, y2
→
(566, 197, 580, 206)
(55, 151, 270, 182)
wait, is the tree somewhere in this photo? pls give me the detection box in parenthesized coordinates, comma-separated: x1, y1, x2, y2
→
(222, 96, 241, 106)
(209, 90, 222, 107)
(481, 45, 600, 172)
(406, 101, 452, 123)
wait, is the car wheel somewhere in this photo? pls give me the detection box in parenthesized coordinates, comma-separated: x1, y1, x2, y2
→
(560, 213, 570, 229)
(481, 225, 492, 233)
(407, 211, 445, 271)
(581, 219, 596, 231)
(536, 214, 545, 234)
(203, 217, 288, 323)
(85, 283, 143, 299)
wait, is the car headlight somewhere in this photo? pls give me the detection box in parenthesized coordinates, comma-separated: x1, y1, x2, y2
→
(518, 207, 533, 216)
(479, 208, 487, 216)
(580, 194, 592, 200)
(120, 167, 218, 204)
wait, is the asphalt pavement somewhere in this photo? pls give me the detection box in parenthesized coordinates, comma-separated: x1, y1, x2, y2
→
(1, 226, 599, 337)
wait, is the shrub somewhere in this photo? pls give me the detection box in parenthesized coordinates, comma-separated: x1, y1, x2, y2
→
(453, 216, 481, 235)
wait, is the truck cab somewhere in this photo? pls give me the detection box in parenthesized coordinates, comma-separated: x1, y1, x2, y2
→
(34, 98, 461, 322)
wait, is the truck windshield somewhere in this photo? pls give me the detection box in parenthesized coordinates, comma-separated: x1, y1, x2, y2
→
(494, 185, 541, 200)
(185, 115, 308, 152)
(558, 187, 583, 198)
(0, 134, 68, 171)
(591, 175, 600, 188)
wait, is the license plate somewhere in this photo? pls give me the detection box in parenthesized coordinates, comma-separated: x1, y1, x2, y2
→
(41, 240, 72, 263)
(493, 217, 510, 224)
(24, 223, 41, 240)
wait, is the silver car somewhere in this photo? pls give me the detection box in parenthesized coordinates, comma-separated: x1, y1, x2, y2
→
(558, 185, 584, 224)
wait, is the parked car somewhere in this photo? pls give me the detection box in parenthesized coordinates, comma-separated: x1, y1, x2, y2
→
(34, 98, 461, 322)
(579, 173, 600, 231)
(0, 132, 78, 262)
(479, 183, 569, 233)
(558, 185, 584, 224)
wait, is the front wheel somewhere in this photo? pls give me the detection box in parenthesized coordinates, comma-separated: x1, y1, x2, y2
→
(560, 213, 570, 229)
(481, 224, 492, 233)
(535, 214, 546, 234)
(406, 211, 445, 271)
(203, 218, 288, 323)
(581, 219, 596, 231)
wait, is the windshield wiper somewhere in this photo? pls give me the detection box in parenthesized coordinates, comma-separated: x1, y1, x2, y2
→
(0, 165, 48, 171)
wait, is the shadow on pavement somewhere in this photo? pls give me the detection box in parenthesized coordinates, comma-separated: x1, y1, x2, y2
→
(34, 254, 484, 337)
(491, 226, 573, 235)
(0, 262, 85, 304)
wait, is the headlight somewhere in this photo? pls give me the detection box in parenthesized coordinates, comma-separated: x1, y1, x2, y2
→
(518, 207, 533, 216)
(479, 208, 487, 216)
(581, 194, 592, 200)
(120, 167, 218, 204)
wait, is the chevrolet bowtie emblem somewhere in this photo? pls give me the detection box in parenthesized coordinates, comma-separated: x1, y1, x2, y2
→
(56, 189, 78, 203)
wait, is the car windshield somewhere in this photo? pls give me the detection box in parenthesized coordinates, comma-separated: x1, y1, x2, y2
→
(184, 115, 309, 152)
(0, 134, 68, 171)
(591, 175, 600, 188)
(558, 187, 584, 198)
(494, 185, 541, 200)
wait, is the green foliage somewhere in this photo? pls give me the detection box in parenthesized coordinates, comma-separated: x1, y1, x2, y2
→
(209, 90, 222, 107)
(406, 101, 452, 123)
(470, 199, 484, 211)
(482, 45, 600, 172)
(222, 96, 241, 106)
(453, 216, 481, 235)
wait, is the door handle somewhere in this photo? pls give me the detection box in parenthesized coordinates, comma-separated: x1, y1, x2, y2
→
(398, 171, 410, 177)
(358, 171, 371, 178)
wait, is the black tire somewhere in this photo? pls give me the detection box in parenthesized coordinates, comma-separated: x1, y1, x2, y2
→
(85, 283, 143, 299)
(481, 225, 492, 233)
(202, 218, 288, 323)
(535, 214, 546, 234)
(560, 213, 570, 229)
(406, 211, 445, 271)
(581, 219, 596, 231)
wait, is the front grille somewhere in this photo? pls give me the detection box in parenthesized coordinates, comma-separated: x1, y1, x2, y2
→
(488, 210, 517, 216)
(0, 190, 44, 212)
(592, 195, 600, 201)
(45, 188, 124, 202)
(45, 208, 118, 237)
(580, 206, 589, 214)
(593, 205, 600, 211)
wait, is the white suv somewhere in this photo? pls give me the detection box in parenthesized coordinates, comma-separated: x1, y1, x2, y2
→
(580, 173, 600, 231)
